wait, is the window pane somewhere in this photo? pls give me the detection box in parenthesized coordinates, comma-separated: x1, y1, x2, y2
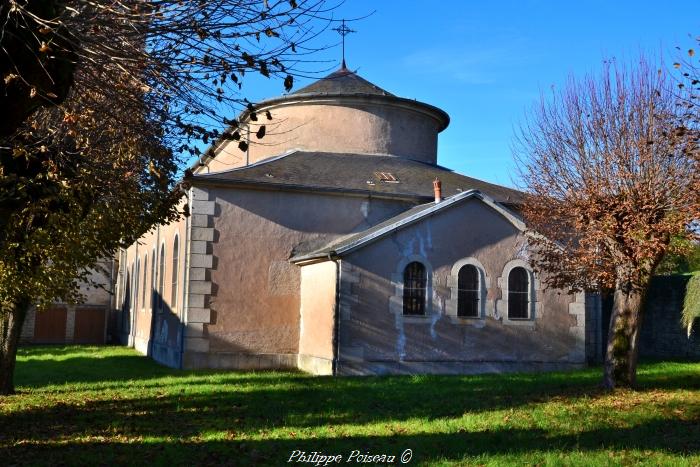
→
(508, 267, 528, 293)
(508, 267, 529, 319)
(403, 262, 426, 315)
(458, 290, 479, 317)
(458, 265, 478, 290)
(457, 265, 479, 317)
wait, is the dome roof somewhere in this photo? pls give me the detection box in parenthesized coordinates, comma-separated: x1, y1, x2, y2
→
(244, 66, 450, 133)
(291, 66, 394, 97)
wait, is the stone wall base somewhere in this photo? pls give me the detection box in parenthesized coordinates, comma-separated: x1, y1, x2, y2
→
(152, 342, 181, 368)
(133, 336, 150, 356)
(297, 354, 333, 375)
(182, 351, 298, 370)
(337, 359, 585, 376)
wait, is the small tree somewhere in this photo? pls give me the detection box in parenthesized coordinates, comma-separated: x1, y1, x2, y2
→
(515, 58, 699, 390)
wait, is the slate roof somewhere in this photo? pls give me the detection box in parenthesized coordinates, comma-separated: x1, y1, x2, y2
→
(289, 190, 526, 263)
(190, 150, 524, 204)
(291, 67, 394, 97)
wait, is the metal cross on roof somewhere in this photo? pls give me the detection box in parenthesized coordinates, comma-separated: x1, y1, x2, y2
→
(332, 19, 356, 68)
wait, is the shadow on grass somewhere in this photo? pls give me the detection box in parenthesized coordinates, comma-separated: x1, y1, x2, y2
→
(2, 417, 699, 466)
(4, 360, 700, 442)
(6, 346, 700, 467)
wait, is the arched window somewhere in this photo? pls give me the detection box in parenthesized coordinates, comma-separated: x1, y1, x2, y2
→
(141, 254, 148, 308)
(403, 261, 426, 315)
(457, 264, 480, 317)
(123, 266, 132, 332)
(134, 259, 140, 312)
(171, 235, 179, 311)
(158, 243, 166, 311)
(124, 267, 131, 312)
(150, 247, 156, 310)
(508, 266, 529, 319)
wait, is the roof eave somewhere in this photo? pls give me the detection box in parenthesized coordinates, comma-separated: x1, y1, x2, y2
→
(185, 175, 434, 202)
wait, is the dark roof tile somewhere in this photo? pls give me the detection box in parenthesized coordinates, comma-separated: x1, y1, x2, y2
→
(291, 67, 394, 97)
(191, 151, 524, 204)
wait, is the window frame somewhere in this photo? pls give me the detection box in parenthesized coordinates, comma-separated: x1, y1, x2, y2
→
(389, 255, 433, 319)
(141, 253, 148, 310)
(133, 260, 139, 313)
(158, 242, 166, 312)
(150, 247, 156, 310)
(402, 261, 427, 316)
(507, 266, 530, 320)
(446, 257, 489, 321)
(171, 234, 180, 312)
(457, 264, 480, 318)
(497, 259, 538, 325)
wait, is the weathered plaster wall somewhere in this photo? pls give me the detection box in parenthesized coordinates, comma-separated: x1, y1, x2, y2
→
(118, 200, 188, 368)
(337, 198, 584, 375)
(200, 100, 442, 173)
(298, 261, 337, 375)
(190, 186, 413, 369)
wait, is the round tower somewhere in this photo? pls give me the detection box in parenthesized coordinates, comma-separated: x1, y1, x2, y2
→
(239, 66, 450, 165)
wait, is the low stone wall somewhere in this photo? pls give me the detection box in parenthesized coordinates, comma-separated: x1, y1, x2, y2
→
(639, 275, 700, 359)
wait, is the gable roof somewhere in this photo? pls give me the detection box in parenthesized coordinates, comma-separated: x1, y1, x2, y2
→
(291, 67, 394, 97)
(189, 151, 524, 205)
(290, 190, 526, 264)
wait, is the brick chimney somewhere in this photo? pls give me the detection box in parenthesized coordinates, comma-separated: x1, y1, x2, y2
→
(433, 178, 442, 203)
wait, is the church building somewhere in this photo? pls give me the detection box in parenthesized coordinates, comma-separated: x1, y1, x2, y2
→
(113, 66, 594, 375)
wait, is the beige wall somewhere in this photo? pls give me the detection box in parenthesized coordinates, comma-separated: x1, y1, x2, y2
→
(337, 198, 584, 374)
(199, 98, 443, 173)
(204, 187, 414, 356)
(117, 199, 188, 364)
(298, 261, 337, 374)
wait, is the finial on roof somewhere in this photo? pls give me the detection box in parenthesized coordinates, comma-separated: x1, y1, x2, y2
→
(332, 19, 356, 70)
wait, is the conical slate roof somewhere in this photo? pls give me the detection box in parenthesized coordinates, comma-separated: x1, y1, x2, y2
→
(291, 66, 394, 97)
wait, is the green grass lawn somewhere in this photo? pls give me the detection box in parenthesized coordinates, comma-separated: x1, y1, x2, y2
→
(1, 346, 699, 466)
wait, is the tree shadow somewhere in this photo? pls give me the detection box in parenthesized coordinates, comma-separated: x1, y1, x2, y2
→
(4, 363, 700, 443)
(5, 349, 700, 465)
(2, 417, 698, 466)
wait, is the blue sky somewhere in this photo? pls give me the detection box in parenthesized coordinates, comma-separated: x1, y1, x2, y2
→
(237, 1, 700, 188)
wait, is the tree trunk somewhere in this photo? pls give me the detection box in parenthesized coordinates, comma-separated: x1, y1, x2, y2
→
(0, 297, 31, 395)
(603, 283, 649, 390)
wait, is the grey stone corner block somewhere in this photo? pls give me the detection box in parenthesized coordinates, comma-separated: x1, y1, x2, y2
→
(190, 253, 213, 268)
(191, 187, 209, 201)
(185, 322, 205, 337)
(191, 227, 215, 242)
(189, 280, 212, 295)
(190, 240, 207, 255)
(187, 307, 211, 324)
(185, 336, 210, 353)
(188, 293, 207, 309)
(192, 200, 216, 216)
(568, 302, 586, 315)
(188, 266, 207, 281)
(191, 214, 210, 228)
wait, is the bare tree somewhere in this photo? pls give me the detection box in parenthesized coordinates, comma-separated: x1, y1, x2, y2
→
(0, 0, 335, 394)
(514, 58, 700, 390)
